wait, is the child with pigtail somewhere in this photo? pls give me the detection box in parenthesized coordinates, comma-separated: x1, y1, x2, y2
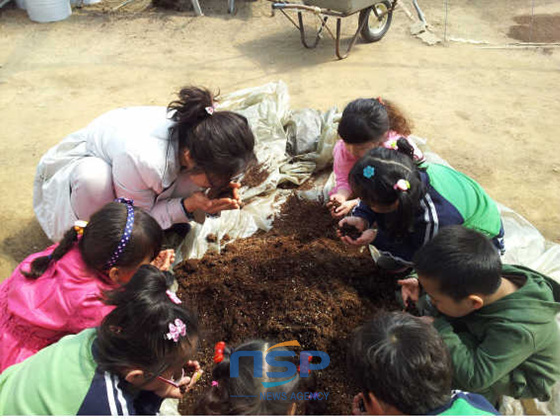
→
(0, 265, 202, 415)
(328, 97, 424, 218)
(0, 199, 174, 372)
(195, 340, 323, 415)
(338, 147, 504, 298)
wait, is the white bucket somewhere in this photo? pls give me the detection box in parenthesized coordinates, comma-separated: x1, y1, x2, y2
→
(25, 0, 71, 22)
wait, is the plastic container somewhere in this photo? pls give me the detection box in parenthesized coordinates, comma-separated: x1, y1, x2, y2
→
(25, 0, 71, 22)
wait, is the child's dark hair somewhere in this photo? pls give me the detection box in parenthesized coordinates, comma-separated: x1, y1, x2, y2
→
(22, 202, 163, 280)
(413, 225, 502, 301)
(168, 86, 257, 187)
(347, 311, 452, 415)
(350, 147, 425, 237)
(338, 97, 412, 145)
(97, 265, 198, 379)
(195, 340, 314, 415)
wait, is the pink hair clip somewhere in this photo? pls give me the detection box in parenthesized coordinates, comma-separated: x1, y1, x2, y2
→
(165, 318, 187, 342)
(166, 290, 182, 304)
(211, 380, 219, 387)
(393, 179, 411, 192)
(205, 102, 219, 115)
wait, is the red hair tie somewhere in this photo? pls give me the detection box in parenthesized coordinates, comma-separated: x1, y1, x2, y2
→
(377, 96, 385, 106)
(214, 341, 226, 364)
(297, 355, 313, 373)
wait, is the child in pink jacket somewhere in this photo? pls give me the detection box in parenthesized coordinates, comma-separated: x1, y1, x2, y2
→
(0, 199, 172, 372)
(327, 97, 424, 218)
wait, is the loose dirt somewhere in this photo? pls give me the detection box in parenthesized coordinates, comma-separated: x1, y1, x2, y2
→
(174, 194, 401, 414)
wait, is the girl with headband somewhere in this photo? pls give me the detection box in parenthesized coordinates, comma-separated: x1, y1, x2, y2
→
(0, 199, 172, 372)
(338, 147, 504, 288)
(33, 86, 256, 243)
(0, 265, 202, 415)
(327, 97, 424, 218)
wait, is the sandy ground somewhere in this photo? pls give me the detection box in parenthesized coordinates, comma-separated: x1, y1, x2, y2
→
(1, 0, 559, 279)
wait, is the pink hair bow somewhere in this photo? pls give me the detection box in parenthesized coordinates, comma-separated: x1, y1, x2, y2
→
(165, 318, 187, 342)
(166, 290, 182, 304)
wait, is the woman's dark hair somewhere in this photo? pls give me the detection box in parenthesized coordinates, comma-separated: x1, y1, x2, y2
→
(347, 312, 452, 415)
(96, 265, 198, 379)
(168, 86, 257, 187)
(413, 226, 502, 301)
(337, 98, 412, 145)
(195, 340, 315, 415)
(22, 202, 163, 280)
(350, 147, 425, 237)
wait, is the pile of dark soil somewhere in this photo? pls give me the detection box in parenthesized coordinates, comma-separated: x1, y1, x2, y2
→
(175, 195, 401, 414)
(508, 13, 560, 43)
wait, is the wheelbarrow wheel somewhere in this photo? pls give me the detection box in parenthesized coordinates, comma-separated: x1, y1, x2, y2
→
(359, 0, 393, 43)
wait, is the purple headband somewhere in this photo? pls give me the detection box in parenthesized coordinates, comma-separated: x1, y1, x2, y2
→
(104, 198, 135, 270)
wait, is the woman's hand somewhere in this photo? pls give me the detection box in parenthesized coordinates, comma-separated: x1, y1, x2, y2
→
(183, 189, 240, 215)
(338, 217, 376, 246)
(151, 249, 175, 271)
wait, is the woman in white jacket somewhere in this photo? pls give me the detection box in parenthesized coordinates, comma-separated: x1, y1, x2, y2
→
(33, 87, 256, 242)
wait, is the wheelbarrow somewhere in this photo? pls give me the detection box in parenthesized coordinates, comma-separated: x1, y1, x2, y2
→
(268, 0, 398, 59)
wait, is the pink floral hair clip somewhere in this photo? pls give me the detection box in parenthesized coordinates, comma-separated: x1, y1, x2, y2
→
(165, 318, 187, 342)
(166, 290, 182, 304)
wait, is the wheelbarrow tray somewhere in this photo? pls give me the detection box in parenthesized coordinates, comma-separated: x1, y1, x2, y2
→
(302, 0, 377, 15)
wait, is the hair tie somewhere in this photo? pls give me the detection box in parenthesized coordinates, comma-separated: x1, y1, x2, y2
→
(165, 318, 187, 342)
(104, 198, 135, 270)
(214, 341, 226, 364)
(166, 290, 182, 304)
(73, 220, 88, 236)
(205, 102, 219, 115)
(211, 380, 219, 387)
(377, 96, 385, 106)
(363, 165, 375, 179)
(393, 179, 411, 192)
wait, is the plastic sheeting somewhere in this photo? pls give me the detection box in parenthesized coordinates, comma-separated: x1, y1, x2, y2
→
(174, 81, 560, 416)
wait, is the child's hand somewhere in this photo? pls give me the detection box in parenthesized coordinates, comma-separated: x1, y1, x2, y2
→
(398, 277, 420, 304)
(183, 360, 203, 393)
(338, 217, 376, 246)
(329, 198, 359, 218)
(151, 249, 175, 271)
(351, 393, 367, 415)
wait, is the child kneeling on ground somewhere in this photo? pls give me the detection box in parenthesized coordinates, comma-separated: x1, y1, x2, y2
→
(410, 225, 560, 404)
(0, 265, 202, 415)
(348, 311, 499, 415)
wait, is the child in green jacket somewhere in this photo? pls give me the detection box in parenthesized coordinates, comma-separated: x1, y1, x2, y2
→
(411, 225, 560, 404)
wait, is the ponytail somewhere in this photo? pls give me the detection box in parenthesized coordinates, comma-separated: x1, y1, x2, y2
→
(168, 86, 216, 136)
(21, 227, 79, 279)
(167, 86, 256, 187)
(396, 136, 415, 161)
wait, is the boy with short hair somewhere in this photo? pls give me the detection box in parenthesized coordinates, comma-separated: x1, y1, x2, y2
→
(412, 225, 560, 404)
(347, 311, 499, 415)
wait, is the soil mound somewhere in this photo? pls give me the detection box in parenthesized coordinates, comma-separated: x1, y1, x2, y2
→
(175, 195, 400, 414)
